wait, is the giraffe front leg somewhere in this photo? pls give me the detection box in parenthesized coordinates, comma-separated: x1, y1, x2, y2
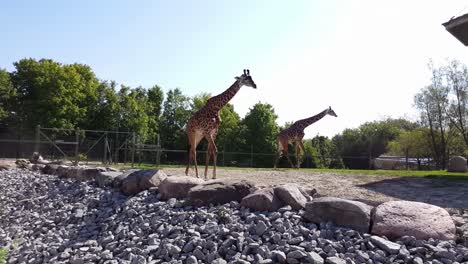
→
(206, 135, 218, 179)
(193, 148, 199, 177)
(284, 150, 295, 168)
(274, 150, 281, 169)
(204, 144, 212, 180)
(295, 143, 301, 169)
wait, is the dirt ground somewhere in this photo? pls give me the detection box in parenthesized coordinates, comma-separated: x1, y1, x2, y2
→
(2, 157, 467, 210)
(164, 167, 468, 210)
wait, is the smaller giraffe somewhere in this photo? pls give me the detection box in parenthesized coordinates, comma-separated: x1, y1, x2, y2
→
(185, 69, 257, 179)
(274, 106, 337, 168)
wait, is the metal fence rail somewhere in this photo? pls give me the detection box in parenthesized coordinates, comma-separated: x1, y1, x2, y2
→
(0, 126, 440, 170)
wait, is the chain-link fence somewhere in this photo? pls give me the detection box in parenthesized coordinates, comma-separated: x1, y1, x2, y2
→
(0, 125, 441, 170)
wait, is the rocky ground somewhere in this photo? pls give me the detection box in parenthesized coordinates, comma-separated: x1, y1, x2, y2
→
(1, 168, 468, 264)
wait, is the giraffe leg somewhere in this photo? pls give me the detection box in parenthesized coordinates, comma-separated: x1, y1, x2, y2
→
(206, 135, 218, 179)
(298, 140, 307, 168)
(295, 143, 301, 169)
(204, 143, 212, 180)
(284, 149, 295, 168)
(274, 139, 282, 169)
(186, 133, 202, 177)
(274, 149, 281, 169)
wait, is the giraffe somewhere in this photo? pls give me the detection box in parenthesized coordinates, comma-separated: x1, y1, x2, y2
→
(274, 106, 337, 168)
(185, 69, 257, 179)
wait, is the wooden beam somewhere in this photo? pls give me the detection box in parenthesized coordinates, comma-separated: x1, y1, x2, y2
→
(443, 13, 468, 46)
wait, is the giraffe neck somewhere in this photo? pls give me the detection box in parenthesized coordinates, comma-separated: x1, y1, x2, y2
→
(294, 109, 328, 131)
(207, 80, 242, 111)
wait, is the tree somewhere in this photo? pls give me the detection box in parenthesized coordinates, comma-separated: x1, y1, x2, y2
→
(146, 85, 164, 142)
(387, 129, 432, 169)
(444, 60, 468, 149)
(331, 118, 417, 169)
(10, 58, 99, 129)
(0, 68, 15, 122)
(159, 88, 191, 150)
(415, 61, 451, 169)
(85, 80, 120, 131)
(241, 102, 279, 167)
(117, 86, 150, 140)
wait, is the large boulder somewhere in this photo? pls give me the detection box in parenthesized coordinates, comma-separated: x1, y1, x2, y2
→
(304, 197, 373, 233)
(448, 156, 467, 172)
(120, 169, 168, 195)
(0, 161, 11, 171)
(15, 159, 29, 169)
(96, 171, 123, 187)
(186, 179, 257, 206)
(241, 188, 284, 211)
(30, 152, 51, 165)
(42, 164, 59, 175)
(372, 201, 456, 240)
(159, 176, 205, 200)
(274, 183, 311, 210)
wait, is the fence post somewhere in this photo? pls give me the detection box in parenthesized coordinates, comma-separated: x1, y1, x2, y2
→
(155, 134, 161, 167)
(250, 145, 254, 168)
(75, 127, 80, 165)
(34, 125, 40, 153)
(115, 131, 119, 165)
(103, 133, 108, 165)
(131, 132, 136, 168)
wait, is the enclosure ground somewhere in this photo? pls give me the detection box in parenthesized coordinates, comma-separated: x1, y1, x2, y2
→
(164, 167, 468, 210)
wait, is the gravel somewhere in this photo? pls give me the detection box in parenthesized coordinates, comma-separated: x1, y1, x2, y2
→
(1, 168, 468, 264)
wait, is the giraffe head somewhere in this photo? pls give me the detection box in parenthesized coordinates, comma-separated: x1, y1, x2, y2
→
(235, 69, 257, 89)
(326, 106, 338, 117)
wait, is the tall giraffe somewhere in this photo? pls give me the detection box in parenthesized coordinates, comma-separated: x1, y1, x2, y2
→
(274, 106, 337, 168)
(185, 69, 257, 179)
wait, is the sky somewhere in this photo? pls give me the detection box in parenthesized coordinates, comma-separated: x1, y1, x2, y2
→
(1, 0, 468, 138)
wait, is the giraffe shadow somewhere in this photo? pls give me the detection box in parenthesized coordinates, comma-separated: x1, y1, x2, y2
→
(358, 175, 468, 209)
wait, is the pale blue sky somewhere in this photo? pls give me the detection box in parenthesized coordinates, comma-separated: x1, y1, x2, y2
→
(1, 1, 468, 137)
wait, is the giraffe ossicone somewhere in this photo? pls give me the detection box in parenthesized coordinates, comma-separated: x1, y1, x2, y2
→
(185, 69, 257, 179)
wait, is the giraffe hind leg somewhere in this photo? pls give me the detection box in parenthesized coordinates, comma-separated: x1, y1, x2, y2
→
(186, 133, 202, 177)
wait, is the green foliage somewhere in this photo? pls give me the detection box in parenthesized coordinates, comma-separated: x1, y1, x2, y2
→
(0, 68, 15, 121)
(387, 129, 432, 158)
(9, 59, 99, 129)
(86, 80, 120, 131)
(146, 85, 164, 141)
(332, 118, 419, 169)
(159, 88, 191, 149)
(241, 102, 279, 166)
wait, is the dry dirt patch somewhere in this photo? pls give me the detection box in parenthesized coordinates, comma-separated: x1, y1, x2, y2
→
(165, 167, 468, 209)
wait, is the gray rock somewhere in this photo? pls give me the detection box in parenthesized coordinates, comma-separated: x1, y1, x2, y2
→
(448, 156, 467, 172)
(211, 258, 227, 264)
(370, 236, 401, 254)
(272, 250, 287, 263)
(287, 250, 307, 259)
(372, 201, 456, 240)
(256, 221, 268, 236)
(186, 256, 198, 264)
(186, 179, 257, 206)
(241, 188, 284, 211)
(324, 257, 346, 264)
(274, 183, 309, 210)
(304, 197, 372, 233)
(120, 169, 167, 195)
(305, 251, 324, 264)
(158, 176, 204, 200)
(96, 171, 123, 187)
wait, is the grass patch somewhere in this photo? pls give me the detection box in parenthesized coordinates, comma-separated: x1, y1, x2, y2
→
(113, 163, 468, 178)
(0, 248, 8, 264)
